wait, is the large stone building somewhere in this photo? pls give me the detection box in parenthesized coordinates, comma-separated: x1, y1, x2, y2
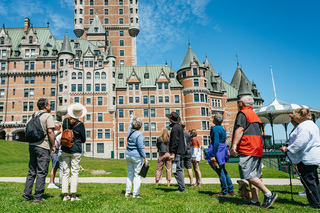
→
(0, 0, 263, 159)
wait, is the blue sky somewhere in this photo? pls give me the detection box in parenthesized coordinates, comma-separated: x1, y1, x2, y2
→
(1, 0, 319, 140)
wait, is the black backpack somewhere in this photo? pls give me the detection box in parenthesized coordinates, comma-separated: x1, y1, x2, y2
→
(25, 112, 47, 143)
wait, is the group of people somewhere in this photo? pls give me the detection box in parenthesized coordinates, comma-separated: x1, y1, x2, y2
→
(22, 98, 87, 203)
(22, 95, 320, 210)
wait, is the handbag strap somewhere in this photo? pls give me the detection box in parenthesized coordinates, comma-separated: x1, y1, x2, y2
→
(66, 118, 81, 130)
(127, 130, 135, 141)
(162, 138, 169, 152)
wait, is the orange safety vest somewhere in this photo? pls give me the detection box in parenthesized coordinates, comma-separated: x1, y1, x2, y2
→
(235, 106, 263, 157)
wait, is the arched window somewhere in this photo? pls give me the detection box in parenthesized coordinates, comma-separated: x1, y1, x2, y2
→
(0, 37, 4, 45)
(101, 72, 106, 79)
(79, 18, 83, 24)
(78, 72, 83, 79)
(87, 72, 91, 79)
(95, 72, 100, 79)
(72, 72, 76, 79)
(29, 36, 33, 44)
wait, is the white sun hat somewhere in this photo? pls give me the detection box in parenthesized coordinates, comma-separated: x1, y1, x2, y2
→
(68, 103, 87, 119)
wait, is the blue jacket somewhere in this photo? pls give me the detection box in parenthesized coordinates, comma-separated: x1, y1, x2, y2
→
(125, 118, 146, 158)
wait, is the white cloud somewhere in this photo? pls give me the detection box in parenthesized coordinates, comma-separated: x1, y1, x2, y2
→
(9, 0, 44, 18)
(47, 11, 73, 38)
(214, 24, 221, 32)
(0, 2, 8, 16)
(138, 0, 213, 63)
(58, 0, 74, 9)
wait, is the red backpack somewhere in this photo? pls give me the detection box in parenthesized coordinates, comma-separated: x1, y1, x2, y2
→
(61, 119, 81, 148)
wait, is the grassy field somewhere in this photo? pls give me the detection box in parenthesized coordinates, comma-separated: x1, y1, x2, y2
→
(0, 182, 315, 213)
(0, 140, 289, 178)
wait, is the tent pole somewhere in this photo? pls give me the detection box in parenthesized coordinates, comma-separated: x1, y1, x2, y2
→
(284, 123, 288, 141)
(269, 113, 275, 150)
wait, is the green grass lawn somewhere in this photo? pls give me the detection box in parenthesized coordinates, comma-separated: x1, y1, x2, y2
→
(0, 140, 289, 178)
(0, 182, 315, 213)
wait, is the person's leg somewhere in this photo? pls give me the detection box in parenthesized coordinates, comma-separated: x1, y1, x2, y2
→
(132, 156, 144, 196)
(187, 169, 194, 185)
(174, 154, 186, 192)
(223, 166, 235, 193)
(155, 153, 165, 184)
(192, 161, 199, 185)
(297, 162, 320, 207)
(216, 164, 228, 194)
(248, 177, 269, 195)
(23, 146, 37, 200)
(125, 154, 134, 194)
(62, 152, 71, 195)
(248, 181, 260, 202)
(195, 161, 202, 185)
(70, 153, 81, 197)
(164, 153, 172, 184)
(33, 147, 50, 200)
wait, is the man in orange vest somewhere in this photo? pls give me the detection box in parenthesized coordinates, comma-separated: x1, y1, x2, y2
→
(231, 95, 278, 209)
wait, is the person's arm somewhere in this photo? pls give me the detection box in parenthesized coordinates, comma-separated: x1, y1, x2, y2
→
(231, 127, 244, 156)
(211, 128, 220, 158)
(75, 122, 86, 144)
(127, 115, 133, 137)
(287, 126, 310, 154)
(156, 137, 161, 150)
(48, 128, 56, 153)
(136, 133, 148, 165)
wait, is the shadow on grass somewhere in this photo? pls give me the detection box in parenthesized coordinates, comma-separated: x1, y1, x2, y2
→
(155, 187, 177, 193)
(198, 190, 214, 196)
(42, 193, 54, 200)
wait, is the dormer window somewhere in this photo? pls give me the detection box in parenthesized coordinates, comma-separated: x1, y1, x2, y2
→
(193, 68, 197, 76)
(76, 50, 81, 56)
(0, 37, 4, 44)
(94, 50, 99, 56)
(144, 73, 149, 79)
(182, 71, 186, 77)
(75, 43, 79, 48)
(43, 50, 48, 56)
(52, 50, 57, 56)
(29, 36, 33, 44)
(118, 73, 123, 79)
(169, 73, 174, 78)
(15, 51, 19, 57)
(203, 71, 206, 77)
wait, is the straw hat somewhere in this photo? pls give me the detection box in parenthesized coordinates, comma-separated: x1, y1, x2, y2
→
(68, 103, 87, 119)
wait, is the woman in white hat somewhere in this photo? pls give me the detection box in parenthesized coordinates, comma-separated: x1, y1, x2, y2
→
(61, 103, 86, 201)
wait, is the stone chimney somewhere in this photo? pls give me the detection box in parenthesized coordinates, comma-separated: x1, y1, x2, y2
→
(24, 17, 30, 32)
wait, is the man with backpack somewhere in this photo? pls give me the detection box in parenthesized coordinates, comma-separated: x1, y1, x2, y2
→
(167, 112, 187, 193)
(23, 98, 56, 204)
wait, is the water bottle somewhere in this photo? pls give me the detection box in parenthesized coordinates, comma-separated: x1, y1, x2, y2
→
(172, 162, 177, 173)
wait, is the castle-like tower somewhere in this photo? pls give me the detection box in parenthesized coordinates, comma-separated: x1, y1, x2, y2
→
(74, 0, 139, 66)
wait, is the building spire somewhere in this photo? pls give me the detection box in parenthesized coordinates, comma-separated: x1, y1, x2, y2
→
(59, 32, 73, 55)
(236, 54, 239, 67)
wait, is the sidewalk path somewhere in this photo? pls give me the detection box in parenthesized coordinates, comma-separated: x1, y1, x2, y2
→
(0, 177, 302, 185)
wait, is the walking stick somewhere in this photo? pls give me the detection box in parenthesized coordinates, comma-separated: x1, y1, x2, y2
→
(288, 163, 293, 201)
(285, 152, 320, 208)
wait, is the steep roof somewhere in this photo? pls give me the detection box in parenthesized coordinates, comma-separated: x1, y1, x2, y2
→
(59, 33, 73, 55)
(179, 44, 204, 70)
(115, 65, 181, 87)
(107, 44, 115, 58)
(87, 14, 106, 34)
(204, 58, 219, 77)
(238, 74, 252, 97)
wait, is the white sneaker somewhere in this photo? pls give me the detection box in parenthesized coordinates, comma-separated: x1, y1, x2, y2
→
(63, 196, 70, 201)
(47, 183, 59, 189)
(132, 195, 142, 198)
(71, 197, 81, 201)
(298, 190, 307, 197)
(125, 193, 131, 197)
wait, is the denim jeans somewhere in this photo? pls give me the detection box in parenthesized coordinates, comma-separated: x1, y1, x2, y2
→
(215, 164, 234, 194)
(126, 154, 144, 196)
(23, 146, 50, 200)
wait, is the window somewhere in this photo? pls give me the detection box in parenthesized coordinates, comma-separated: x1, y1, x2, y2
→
(165, 109, 170, 116)
(86, 84, 91, 92)
(0, 89, 5, 98)
(130, 18, 133, 23)
(151, 123, 156, 131)
(29, 89, 34, 97)
(119, 0, 123, 5)
(101, 84, 106, 91)
(90, 0, 94, 5)
(120, 40, 124, 46)
(95, 72, 100, 79)
(129, 97, 133, 103)
(86, 143, 91, 152)
(90, 19, 93, 24)
(51, 88, 55, 96)
(24, 89, 29, 97)
(144, 73, 149, 79)
(119, 138, 124, 147)
(95, 84, 100, 91)
(72, 84, 76, 92)
(200, 94, 204, 102)
(25, 62, 29, 70)
(97, 143, 104, 153)
(2, 50, 6, 58)
(120, 31, 124, 36)
(78, 72, 83, 79)
(51, 61, 56, 69)
(194, 79, 199, 87)
(204, 80, 207, 88)
(164, 83, 168, 89)
(119, 153, 124, 159)
(86, 98, 91, 105)
(145, 137, 149, 146)
(29, 102, 33, 111)
(98, 129, 103, 139)
(165, 96, 169, 103)
(206, 108, 209, 116)
(129, 84, 133, 90)
(60, 59, 63, 66)
(118, 109, 124, 118)
(90, 61, 93, 67)
(98, 97, 103, 105)
(30, 62, 34, 70)
(99, 61, 103, 68)
(135, 97, 139, 103)
(98, 113, 103, 122)
(136, 18, 138, 23)
(13, 89, 15, 95)
(105, 0, 108, 5)
(152, 136, 157, 146)
(176, 109, 180, 115)
(90, 9, 94, 15)
(174, 95, 179, 103)
(158, 96, 163, 103)
(29, 36, 33, 44)
(120, 50, 124, 56)
(59, 97, 62, 106)
(119, 18, 123, 24)
(0, 102, 3, 112)
(120, 60, 124, 65)
(182, 71, 186, 77)
(193, 68, 197, 76)
(80, 9, 82, 14)
(51, 76, 56, 83)
(150, 96, 155, 104)
(1, 77, 5, 84)
(118, 73, 123, 79)
(60, 71, 63, 78)
(87, 72, 91, 79)
(202, 121, 206, 130)
(144, 109, 148, 117)
(170, 73, 174, 78)
(0, 37, 4, 44)
(194, 94, 199, 102)
(114, 94, 125, 105)
(80, 18, 82, 24)
(201, 107, 205, 116)
(31, 49, 35, 57)
(203, 136, 208, 145)
(158, 83, 162, 89)
(105, 129, 110, 138)
(22, 102, 27, 111)
(152, 153, 157, 159)
(119, 9, 123, 14)
(51, 101, 55, 111)
(143, 96, 148, 104)
(144, 123, 149, 131)
(43, 88, 46, 95)
(78, 84, 82, 92)
(135, 84, 139, 90)
(119, 123, 124, 131)
(130, 8, 133, 13)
